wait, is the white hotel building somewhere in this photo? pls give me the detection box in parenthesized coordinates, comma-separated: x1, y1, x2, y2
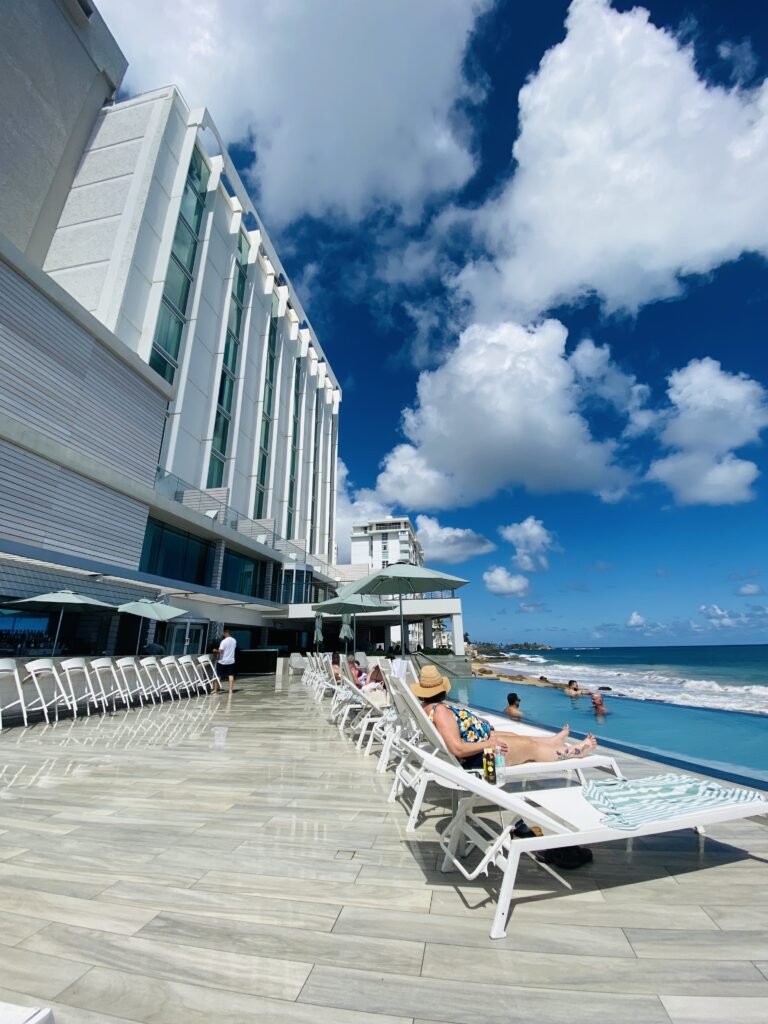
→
(0, 0, 465, 659)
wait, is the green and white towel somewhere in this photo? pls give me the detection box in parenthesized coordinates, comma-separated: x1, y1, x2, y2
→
(583, 773, 763, 831)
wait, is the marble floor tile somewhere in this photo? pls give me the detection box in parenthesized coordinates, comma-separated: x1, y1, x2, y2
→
(140, 908, 423, 975)
(56, 965, 416, 1024)
(0, 944, 91, 1000)
(0, 987, 144, 1024)
(660, 995, 768, 1023)
(298, 964, 671, 1024)
(196, 868, 434, 911)
(98, 879, 342, 930)
(0, 907, 49, 947)
(420, 942, 768, 995)
(334, 904, 635, 956)
(22, 922, 311, 999)
(626, 928, 768, 960)
(0, 886, 158, 934)
(701, 903, 768, 929)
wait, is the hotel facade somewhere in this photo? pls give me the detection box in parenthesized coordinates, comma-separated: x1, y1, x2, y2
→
(0, 0, 464, 658)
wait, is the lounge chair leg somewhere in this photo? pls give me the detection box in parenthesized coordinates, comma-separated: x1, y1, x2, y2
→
(490, 848, 521, 940)
(406, 775, 430, 832)
(440, 801, 468, 873)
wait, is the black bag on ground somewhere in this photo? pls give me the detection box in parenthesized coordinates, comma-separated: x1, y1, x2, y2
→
(535, 845, 593, 869)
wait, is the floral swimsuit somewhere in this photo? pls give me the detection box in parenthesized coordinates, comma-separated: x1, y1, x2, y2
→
(429, 703, 492, 742)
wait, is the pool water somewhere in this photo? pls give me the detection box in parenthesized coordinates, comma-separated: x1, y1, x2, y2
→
(456, 678, 768, 790)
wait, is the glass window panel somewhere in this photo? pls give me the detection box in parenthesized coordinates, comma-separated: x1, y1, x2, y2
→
(286, 510, 293, 537)
(188, 147, 210, 194)
(238, 233, 250, 264)
(223, 332, 238, 373)
(164, 257, 192, 315)
(254, 488, 265, 519)
(172, 218, 198, 272)
(234, 266, 247, 303)
(180, 181, 204, 234)
(264, 383, 274, 416)
(154, 302, 184, 360)
(218, 373, 234, 412)
(149, 346, 176, 383)
(258, 454, 268, 485)
(260, 417, 270, 450)
(227, 300, 242, 337)
(212, 410, 230, 454)
(207, 454, 224, 488)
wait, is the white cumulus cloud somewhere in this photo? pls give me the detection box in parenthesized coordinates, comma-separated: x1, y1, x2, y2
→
(737, 583, 764, 596)
(454, 0, 768, 322)
(98, 0, 489, 226)
(626, 610, 646, 627)
(483, 567, 530, 597)
(375, 319, 630, 510)
(415, 515, 495, 565)
(499, 516, 557, 572)
(647, 358, 768, 505)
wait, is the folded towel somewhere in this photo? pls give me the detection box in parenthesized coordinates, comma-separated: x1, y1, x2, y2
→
(583, 773, 762, 831)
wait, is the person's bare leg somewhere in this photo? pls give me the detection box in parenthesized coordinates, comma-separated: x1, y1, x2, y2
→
(228, 674, 234, 695)
(495, 729, 595, 765)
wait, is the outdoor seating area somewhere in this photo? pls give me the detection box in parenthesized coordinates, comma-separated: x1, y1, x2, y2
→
(0, 665, 766, 1023)
(0, 655, 218, 729)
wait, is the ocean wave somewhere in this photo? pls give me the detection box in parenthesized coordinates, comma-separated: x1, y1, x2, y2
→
(489, 660, 768, 715)
(507, 653, 548, 664)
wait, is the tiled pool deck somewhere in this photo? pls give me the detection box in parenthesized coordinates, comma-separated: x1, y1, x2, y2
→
(0, 672, 766, 1024)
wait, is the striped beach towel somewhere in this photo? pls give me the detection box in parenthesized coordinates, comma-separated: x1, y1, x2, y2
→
(583, 773, 763, 831)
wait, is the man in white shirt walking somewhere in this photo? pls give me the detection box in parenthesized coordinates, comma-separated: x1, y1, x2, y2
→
(213, 628, 237, 695)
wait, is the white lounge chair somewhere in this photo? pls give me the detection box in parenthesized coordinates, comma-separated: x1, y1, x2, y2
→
(384, 668, 622, 832)
(406, 743, 768, 939)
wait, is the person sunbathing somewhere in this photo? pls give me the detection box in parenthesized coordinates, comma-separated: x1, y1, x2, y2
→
(412, 665, 596, 770)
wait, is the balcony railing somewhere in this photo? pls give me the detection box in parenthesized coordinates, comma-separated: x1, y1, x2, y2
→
(154, 468, 342, 583)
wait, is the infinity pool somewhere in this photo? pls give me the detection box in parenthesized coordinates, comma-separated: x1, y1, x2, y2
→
(456, 677, 768, 790)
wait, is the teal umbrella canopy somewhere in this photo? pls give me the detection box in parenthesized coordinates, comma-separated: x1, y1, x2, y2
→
(117, 599, 187, 622)
(8, 589, 115, 656)
(343, 563, 468, 654)
(312, 594, 396, 615)
(339, 614, 354, 642)
(345, 563, 468, 597)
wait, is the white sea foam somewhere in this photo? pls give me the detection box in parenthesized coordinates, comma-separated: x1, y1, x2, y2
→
(490, 660, 768, 714)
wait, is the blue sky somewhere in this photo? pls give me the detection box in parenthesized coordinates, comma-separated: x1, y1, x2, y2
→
(103, 0, 768, 645)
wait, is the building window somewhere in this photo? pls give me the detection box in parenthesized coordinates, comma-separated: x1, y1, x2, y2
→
(253, 292, 280, 518)
(150, 147, 209, 384)
(221, 548, 271, 599)
(309, 389, 322, 552)
(285, 356, 302, 538)
(327, 414, 337, 560)
(140, 517, 214, 586)
(207, 232, 249, 487)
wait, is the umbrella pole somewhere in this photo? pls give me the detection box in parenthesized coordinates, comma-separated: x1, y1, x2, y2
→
(51, 606, 64, 658)
(135, 615, 144, 655)
(399, 593, 407, 655)
(352, 613, 356, 654)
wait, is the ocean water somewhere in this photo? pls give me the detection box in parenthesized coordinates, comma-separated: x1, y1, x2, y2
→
(491, 644, 768, 715)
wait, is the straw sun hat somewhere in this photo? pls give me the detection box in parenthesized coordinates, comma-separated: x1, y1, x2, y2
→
(410, 664, 451, 698)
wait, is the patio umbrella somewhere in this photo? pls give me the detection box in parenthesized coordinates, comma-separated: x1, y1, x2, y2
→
(312, 593, 396, 654)
(8, 589, 115, 656)
(345, 563, 468, 654)
(313, 613, 324, 651)
(117, 599, 188, 653)
(339, 614, 354, 655)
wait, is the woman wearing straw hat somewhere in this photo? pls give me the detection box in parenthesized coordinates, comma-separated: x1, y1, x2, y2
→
(412, 665, 596, 769)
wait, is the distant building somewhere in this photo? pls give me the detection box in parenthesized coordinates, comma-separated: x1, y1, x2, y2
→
(350, 516, 424, 571)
